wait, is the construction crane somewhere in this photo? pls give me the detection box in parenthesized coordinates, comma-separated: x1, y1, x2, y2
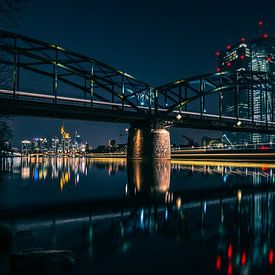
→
(222, 134, 235, 149)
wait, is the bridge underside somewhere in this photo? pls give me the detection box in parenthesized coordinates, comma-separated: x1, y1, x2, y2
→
(0, 97, 274, 135)
(168, 118, 275, 135)
(0, 98, 145, 123)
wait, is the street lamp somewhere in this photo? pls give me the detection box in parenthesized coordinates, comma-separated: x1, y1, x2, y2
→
(236, 120, 242, 127)
(176, 114, 182, 120)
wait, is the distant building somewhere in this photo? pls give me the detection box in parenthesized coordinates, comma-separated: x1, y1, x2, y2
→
(60, 124, 71, 153)
(217, 26, 275, 144)
(21, 140, 31, 154)
(201, 136, 223, 149)
(31, 137, 47, 153)
(74, 131, 81, 149)
(51, 137, 59, 153)
(41, 138, 48, 152)
(108, 139, 116, 147)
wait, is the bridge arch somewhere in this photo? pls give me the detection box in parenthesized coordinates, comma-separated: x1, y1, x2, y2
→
(0, 29, 153, 119)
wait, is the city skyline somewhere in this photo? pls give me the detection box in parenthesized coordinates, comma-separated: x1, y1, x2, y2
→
(20, 123, 94, 153)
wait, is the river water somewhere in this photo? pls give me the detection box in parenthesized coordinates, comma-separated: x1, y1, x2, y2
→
(0, 157, 275, 274)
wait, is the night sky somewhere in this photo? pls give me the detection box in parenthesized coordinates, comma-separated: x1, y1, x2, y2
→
(6, 0, 275, 148)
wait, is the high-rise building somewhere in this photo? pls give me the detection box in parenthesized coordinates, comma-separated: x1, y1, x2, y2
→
(217, 24, 275, 144)
(51, 137, 59, 153)
(21, 140, 31, 154)
(60, 124, 71, 153)
(74, 131, 81, 150)
(31, 137, 48, 153)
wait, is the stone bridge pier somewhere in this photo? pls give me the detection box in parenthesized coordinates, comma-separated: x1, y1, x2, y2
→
(127, 124, 171, 160)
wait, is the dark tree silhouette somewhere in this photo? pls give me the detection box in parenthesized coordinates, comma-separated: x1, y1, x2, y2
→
(0, 0, 29, 29)
(0, 0, 30, 153)
(0, 120, 12, 152)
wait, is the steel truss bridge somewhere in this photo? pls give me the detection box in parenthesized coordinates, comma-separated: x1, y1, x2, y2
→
(0, 30, 275, 134)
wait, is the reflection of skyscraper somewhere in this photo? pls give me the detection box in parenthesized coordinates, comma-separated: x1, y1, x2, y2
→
(217, 28, 275, 144)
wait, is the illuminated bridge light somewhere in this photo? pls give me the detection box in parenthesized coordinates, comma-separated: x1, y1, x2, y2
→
(226, 45, 231, 50)
(259, 20, 263, 27)
(241, 37, 246, 42)
(176, 114, 182, 120)
(263, 33, 268, 39)
(216, 51, 221, 56)
(216, 67, 221, 72)
(267, 57, 272, 62)
(236, 120, 242, 127)
(240, 55, 245, 60)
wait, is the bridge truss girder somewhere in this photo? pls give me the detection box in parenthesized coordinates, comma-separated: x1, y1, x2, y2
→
(154, 71, 275, 133)
(0, 30, 152, 116)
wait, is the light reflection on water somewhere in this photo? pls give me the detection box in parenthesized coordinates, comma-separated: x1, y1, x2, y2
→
(1, 157, 275, 195)
(1, 157, 275, 274)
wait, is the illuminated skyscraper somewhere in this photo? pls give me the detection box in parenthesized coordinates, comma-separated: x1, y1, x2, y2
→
(21, 140, 31, 154)
(74, 131, 81, 150)
(31, 137, 48, 153)
(60, 124, 71, 153)
(51, 137, 59, 153)
(217, 23, 275, 144)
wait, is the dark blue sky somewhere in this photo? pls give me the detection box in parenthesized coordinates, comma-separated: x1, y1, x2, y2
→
(7, 0, 275, 147)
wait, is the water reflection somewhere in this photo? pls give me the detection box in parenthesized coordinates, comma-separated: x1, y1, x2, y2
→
(1, 157, 275, 194)
(127, 160, 171, 196)
(2, 183, 275, 274)
(1, 157, 275, 274)
(1, 157, 126, 189)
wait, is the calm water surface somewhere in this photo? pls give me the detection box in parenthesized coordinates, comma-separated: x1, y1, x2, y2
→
(0, 157, 275, 275)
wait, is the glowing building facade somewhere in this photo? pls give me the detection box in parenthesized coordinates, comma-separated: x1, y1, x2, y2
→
(61, 124, 71, 153)
(217, 31, 275, 144)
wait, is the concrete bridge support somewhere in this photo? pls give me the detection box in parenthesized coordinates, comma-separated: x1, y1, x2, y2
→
(127, 125, 171, 160)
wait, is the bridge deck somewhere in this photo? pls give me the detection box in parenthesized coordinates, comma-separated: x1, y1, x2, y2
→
(1, 89, 275, 134)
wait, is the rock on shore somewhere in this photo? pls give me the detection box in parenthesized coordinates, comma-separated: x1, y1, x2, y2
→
(9, 248, 76, 274)
(0, 224, 13, 248)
